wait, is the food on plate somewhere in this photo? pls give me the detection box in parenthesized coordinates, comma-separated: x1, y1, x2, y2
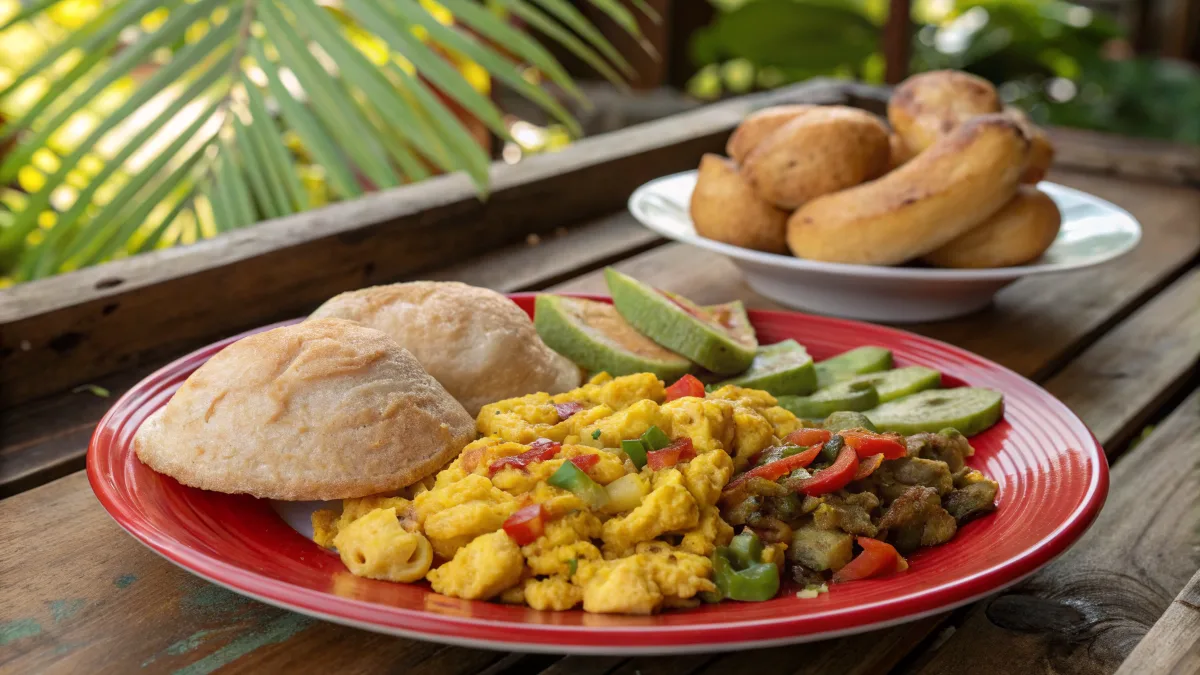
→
(311, 281, 581, 416)
(605, 267, 758, 374)
(533, 294, 693, 380)
(313, 373, 810, 613)
(726, 104, 815, 163)
(741, 106, 891, 209)
(888, 133, 916, 170)
(133, 318, 476, 501)
(786, 114, 1029, 266)
(842, 366, 942, 404)
(866, 388, 1004, 436)
(722, 424, 998, 589)
(887, 70, 1001, 154)
(922, 186, 1062, 269)
(708, 299, 757, 347)
(1003, 107, 1055, 184)
(777, 379, 880, 420)
(822, 410, 878, 434)
(814, 346, 893, 389)
(131, 275, 1009, 613)
(690, 154, 789, 254)
(686, 69, 1058, 271)
(713, 339, 817, 396)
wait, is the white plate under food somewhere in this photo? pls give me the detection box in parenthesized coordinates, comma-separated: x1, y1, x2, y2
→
(628, 171, 1142, 323)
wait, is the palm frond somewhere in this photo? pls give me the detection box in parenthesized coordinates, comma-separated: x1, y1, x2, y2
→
(0, 0, 648, 280)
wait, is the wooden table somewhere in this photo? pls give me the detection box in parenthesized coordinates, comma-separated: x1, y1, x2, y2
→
(2, 81, 1198, 675)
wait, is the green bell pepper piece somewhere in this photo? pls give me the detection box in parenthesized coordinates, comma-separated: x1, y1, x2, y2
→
(711, 546, 780, 602)
(724, 562, 780, 601)
(641, 425, 671, 451)
(547, 461, 610, 509)
(728, 531, 764, 568)
(818, 434, 844, 464)
(621, 439, 649, 469)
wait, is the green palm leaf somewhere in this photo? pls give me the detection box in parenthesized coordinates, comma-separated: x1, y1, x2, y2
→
(0, 0, 648, 281)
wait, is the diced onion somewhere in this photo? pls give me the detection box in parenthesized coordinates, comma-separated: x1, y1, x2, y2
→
(604, 474, 648, 513)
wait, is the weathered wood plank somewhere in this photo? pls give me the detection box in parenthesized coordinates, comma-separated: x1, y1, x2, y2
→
(0, 474, 475, 675)
(1115, 570, 1200, 675)
(1047, 126, 1200, 186)
(912, 385, 1200, 675)
(1043, 268, 1200, 451)
(0, 212, 664, 498)
(0, 80, 849, 409)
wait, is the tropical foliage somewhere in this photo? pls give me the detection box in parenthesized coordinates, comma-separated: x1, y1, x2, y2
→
(0, 0, 651, 283)
(687, 0, 1200, 144)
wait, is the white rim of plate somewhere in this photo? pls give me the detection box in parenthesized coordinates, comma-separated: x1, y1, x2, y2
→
(628, 171, 1142, 282)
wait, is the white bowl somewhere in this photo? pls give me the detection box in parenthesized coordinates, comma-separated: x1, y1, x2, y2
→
(628, 172, 1142, 323)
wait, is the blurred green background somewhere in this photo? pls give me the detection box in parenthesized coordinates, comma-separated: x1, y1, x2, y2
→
(686, 0, 1200, 144)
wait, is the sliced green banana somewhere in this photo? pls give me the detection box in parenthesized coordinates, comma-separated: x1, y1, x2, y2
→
(534, 295, 692, 380)
(814, 346, 893, 389)
(866, 388, 1004, 436)
(777, 380, 879, 419)
(845, 366, 942, 403)
(823, 411, 878, 434)
(605, 267, 757, 375)
(714, 339, 817, 396)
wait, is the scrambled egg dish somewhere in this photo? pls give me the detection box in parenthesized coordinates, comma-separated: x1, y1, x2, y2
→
(313, 372, 803, 614)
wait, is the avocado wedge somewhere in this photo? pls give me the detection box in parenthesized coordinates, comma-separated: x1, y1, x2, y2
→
(534, 295, 692, 379)
(814, 346, 893, 389)
(605, 268, 757, 375)
(714, 339, 817, 396)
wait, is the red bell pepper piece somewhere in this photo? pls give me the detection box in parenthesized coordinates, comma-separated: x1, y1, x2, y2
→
(788, 445, 859, 496)
(646, 437, 696, 470)
(488, 438, 562, 475)
(554, 402, 584, 421)
(785, 428, 833, 447)
(725, 445, 823, 493)
(849, 451, 888, 478)
(502, 503, 547, 546)
(664, 374, 706, 402)
(841, 430, 907, 460)
(833, 537, 907, 583)
(853, 453, 885, 480)
(569, 454, 601, 472)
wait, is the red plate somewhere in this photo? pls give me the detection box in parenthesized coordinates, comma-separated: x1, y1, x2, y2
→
(88, 294, 1108, 654)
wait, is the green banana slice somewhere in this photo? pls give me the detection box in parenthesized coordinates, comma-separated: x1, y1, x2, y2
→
(866, 388, 1004, 436)
(814, 347, 894, 389)
(714, 339, 817, 396)
(534, 295, 692, 380)
(776, 380, 879, 419)
(845, 366, 942, 403)
(605, 268, 757, 374)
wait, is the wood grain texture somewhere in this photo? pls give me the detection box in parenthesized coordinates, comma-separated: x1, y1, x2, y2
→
(1047, 126, 1200, 185)
(0, 79, 848, 408)
(0, 212, 664, 497)
(1116, 570, 1200, 675)
(0, 475, 503, 675)
(913, 386, 1200, 675)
